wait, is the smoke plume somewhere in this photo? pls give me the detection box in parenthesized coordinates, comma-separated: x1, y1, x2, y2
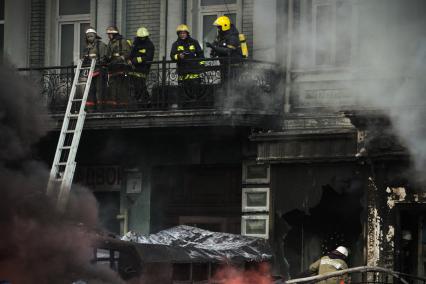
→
(353, 0, 426, 181)
(0, 64, 123, 283)
(283, 0, 426, 182)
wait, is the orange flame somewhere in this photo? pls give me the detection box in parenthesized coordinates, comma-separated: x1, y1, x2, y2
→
(212, 262, 274, 284)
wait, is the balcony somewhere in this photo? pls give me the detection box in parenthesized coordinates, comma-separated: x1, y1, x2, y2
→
(18, 58, 283, 129)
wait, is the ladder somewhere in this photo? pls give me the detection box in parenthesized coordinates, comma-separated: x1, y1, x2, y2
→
(47, 58, 96, 211)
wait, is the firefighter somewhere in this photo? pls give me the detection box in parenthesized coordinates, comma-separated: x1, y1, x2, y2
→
(206, 16, 244, 87)
(170, 24, 205, 81)
(105, 26, 131, 110)
(206, 16, 243, 60)
(82, 27, 108, 112)
(304, 246, 349, 284)
(170, 24, 205, 105)
(128, 26, 155, 107)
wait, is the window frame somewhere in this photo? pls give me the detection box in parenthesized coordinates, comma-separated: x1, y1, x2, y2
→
(242, 161, 270, 184)
(312, 0, 337, 67)
(241, 214, 269, 239)
(56, 0, 91, 65)
(242, 187, 270, 213)
(295, 0, 356, 70)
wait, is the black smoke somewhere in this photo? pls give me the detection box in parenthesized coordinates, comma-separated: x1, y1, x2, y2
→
(0, 64, 124, 283)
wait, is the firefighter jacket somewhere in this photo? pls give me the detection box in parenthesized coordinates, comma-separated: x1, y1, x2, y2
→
(107, 34, 131, 72)
(170, 36, 205, 77)
(129, 37, 155, 75)
(309, 255, 349, 284)
(211, 24, 243, 59)
(83, 38, 108, 75)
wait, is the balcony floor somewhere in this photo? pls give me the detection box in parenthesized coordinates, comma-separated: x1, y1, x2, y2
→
(49, 108, 282, 130)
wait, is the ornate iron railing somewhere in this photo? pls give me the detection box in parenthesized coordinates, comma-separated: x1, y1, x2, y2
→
(18, 58, 283, 113)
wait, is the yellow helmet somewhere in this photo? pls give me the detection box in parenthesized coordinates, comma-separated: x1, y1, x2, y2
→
(213, 16, 231, 31)
(136, 27, 150, 37)
(176, 24, 190, 34)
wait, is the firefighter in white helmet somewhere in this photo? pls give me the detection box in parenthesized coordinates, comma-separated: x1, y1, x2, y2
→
(105, 26, 131, 110)
(128, 27, 155, 106)
(303, 246, 349, 284)
(82, 27, 108, 112)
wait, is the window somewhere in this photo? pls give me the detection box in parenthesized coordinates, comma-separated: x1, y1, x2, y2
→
(315, 4, 333, 65)
(94, 248, 120, 270)
(59, 0, 90, 16)
(241, 215, 269, 239)
(199, 0, 240, 52)
(313, 0, 352, 67)
(295, 0, 353, 68)
(201, 0, 236, 6)
(57, 0, 90, 65)
(242, 188, 270, 213)
(242, 161, 270, 184)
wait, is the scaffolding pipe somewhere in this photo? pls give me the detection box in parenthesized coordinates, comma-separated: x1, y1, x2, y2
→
(285, 266, 411, 284)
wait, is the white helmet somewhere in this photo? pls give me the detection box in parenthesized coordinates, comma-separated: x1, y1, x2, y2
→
(86, 28, 97, 34)
(402, 230, 412, 241)
(336, 246, 349, 257)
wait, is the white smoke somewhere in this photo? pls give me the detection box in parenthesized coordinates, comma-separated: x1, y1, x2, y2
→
(282, 0, 426, 181)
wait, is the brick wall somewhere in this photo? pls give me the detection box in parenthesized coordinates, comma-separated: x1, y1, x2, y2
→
(29, 0, 45, 67)
(242, 0, 253, 58)
(126, 0, 161, 59)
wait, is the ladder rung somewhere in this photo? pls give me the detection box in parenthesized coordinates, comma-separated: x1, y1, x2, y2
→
(56, 162, 67, 166)
(60, 146, 71, 150)
(72, 99, 83, 102)
(76, 82, 86, 85)
(81, 67, 91, 70)
(68, 114, 79, 118)
(64, 130, 76, 134)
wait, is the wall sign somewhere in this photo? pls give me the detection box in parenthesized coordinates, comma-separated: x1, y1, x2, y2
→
(75, 166, 122, 191)
(126, 171, 142, 194)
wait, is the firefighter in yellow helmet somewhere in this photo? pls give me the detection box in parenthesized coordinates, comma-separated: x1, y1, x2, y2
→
(82, 27, 108, 112)
(205, 16, 244, 89)
(170, 24, 205, 81)
(105, 26, 131, 110)
(128, 27, 155, 107)
(170, 24, 205, 105)
(206, 16, 243, 59)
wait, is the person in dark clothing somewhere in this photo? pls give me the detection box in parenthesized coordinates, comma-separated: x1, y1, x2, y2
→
(206, 15, 243, 60)
(82, 27, 108, 112)
(105, 26, 131, 110)
(129, 26, 155, 107)
(170, 24, 205, 106)
(170, 24, 205, 82)
(206, 16, 243, 88)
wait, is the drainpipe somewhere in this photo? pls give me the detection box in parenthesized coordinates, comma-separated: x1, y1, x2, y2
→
(94, 0, 98, 29)
(284, 0, 293, 113)
(182, 0, 187, 23)
(112, 0, 117, 27)
(164, 0, 169, 57)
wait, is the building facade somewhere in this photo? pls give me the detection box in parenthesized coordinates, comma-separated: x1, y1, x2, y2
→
(5, 0, 426, 279)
